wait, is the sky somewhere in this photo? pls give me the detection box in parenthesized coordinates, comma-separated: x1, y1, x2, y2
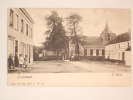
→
(26, 8, 131, 46)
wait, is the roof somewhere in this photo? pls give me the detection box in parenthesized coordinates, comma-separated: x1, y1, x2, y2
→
(78, 35, 105, 47)
(19, 8, 34, 24)
(107, 32, 131, 45)
(101, 21, 113, 34)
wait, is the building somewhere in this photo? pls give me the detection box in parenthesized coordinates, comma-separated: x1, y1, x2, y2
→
(68, 36, 84, 59)
(100, 21, 116, 45)
(125, 47, 131, 66)
(78, 36, 105, 60)
(68, 21, 116, 60)
(8, 8, 34, 64)
(105, 31, 131, 64)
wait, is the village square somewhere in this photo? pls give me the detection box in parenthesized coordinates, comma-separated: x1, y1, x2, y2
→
(8, 8, 131, 73)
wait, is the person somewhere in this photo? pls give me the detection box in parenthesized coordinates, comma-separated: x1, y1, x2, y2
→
(14, 53, 19, 67)
(74, 55, 77, 61)
(24, 55, 28, 68)
(71, 55, 74, 61)
(8, 54, 15, 69)
(19, 54, 24, 67)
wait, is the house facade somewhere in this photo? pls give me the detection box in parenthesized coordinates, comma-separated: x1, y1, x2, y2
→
(105, 32, 131, 64)
(125, 47, 131, 66)
(8, 8, 34, 64)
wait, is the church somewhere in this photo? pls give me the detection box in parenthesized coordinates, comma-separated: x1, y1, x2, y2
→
(68, 22, 116, 60)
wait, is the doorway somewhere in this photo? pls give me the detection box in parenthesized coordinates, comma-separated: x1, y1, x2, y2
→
(122, 52, 125, 63)
(15, 40, 18, 55)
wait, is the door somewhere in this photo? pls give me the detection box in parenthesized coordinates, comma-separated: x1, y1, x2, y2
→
(122, 52, 125, 63)
(29, 45, 30, 63)
(15, 40, 18, 54)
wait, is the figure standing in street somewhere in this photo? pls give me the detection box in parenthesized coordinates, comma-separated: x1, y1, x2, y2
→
(8, 54, 15, 69)
(19, 54, 24, 67)
(24, 55, 28, 68)
(71, 55, 74, 61)
(14, 53, 19, 67)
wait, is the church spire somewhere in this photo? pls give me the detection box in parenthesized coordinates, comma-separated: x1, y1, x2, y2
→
(104, 20, 109, 32)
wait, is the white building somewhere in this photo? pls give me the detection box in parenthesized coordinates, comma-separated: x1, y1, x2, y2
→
(125, 47, 131, 66)
(8, 8, 34, 64)
(105, 32, 131, 64)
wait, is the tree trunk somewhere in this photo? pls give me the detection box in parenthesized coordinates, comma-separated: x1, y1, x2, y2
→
(73, 23, 80, 60)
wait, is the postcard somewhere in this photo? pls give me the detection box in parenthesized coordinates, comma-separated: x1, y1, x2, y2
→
(7, 8, 131, 86)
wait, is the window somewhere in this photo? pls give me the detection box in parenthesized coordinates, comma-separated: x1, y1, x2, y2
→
(84, 49, 87, 56)
(26, 24, 28, 36)
(96, 49, 99, 56)
(116, 44, 120, 49)
(15, 14, 18, 30)
(102, 49, 105, 56)
(119, 44, 120, 48)
(21, 19, 24, 32)
(90, 49, 93, 56)
(128, 42, 130, 47)
(29, 27, 32, 38)
(28, 27, 30, 37)
(31, 28, 32, 38)
(10, 9, 14, 27)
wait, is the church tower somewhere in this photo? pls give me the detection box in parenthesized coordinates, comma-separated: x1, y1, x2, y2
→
(100, 21, 116, 45)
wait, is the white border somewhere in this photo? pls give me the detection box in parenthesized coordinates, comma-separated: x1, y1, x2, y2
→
(0, 0, 133, 100)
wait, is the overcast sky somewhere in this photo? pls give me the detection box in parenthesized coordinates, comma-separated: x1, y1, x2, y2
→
(27, 8, 131, 46)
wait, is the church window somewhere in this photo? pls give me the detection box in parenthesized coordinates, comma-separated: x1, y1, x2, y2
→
(90, 49, 93, 56)
(102, 49, 105, 56)
(84, 49, 87, 56)
(96, 49, 99, 56)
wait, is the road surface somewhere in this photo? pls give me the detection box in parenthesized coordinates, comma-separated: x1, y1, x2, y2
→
(8, 60, 131, 73)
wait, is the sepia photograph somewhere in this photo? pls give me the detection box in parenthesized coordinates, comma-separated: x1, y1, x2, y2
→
(7, 8, 131, 86)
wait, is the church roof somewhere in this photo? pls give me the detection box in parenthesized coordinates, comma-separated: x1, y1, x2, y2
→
(78, 35, 105, 47)
(107, 32, 131, 45)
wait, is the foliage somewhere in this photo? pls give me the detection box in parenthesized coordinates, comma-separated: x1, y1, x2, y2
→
(66, 13, 82, 36)
(66, 13, 82, 58)
(43, 11, 67, 53)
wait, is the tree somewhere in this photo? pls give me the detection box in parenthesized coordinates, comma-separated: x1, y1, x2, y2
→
(43, 11, 67, 56)
(66, 13, 82, 60)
